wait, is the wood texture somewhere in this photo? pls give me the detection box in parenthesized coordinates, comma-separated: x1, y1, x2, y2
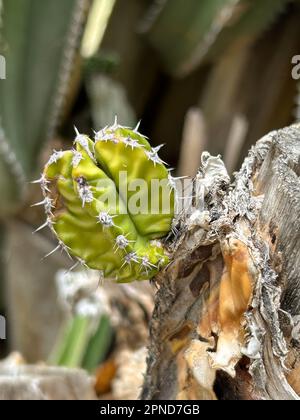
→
(142, 124, 300, 400)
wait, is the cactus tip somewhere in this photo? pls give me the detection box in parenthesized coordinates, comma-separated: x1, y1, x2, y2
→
(133, 120, 141, 133)
(153, 144, 165, 153)
(74, 126, 80, 137)
(112, 115, 119, 129)
(74, 127, 96, 159)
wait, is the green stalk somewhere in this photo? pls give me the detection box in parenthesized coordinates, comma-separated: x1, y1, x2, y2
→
(49, 315, 91, 368)
(82, 315, 113, 373)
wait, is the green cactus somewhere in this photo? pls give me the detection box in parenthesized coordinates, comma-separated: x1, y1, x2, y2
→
(37, 120, 174, 283)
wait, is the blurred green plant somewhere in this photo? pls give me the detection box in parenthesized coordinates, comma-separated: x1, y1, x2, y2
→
(142, 0, 295, 77)
(0, 0, 88, 216)
(49, 314, 113, 372)
(84, 51, 136, 130)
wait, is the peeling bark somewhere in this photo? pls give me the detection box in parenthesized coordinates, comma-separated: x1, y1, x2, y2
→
(142, 124, 300, 401)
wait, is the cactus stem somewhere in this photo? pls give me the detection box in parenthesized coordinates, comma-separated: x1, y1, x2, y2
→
(40, 122, 174, 282)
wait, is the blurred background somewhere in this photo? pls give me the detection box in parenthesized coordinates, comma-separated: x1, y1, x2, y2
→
(0, 0, 300, 399)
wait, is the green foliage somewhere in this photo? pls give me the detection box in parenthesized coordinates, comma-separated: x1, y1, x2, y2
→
(144, 0, 294, 76)
(40, 121, 174, 283)
(49, 314, 113, 372)
(143, 0, 237, 76)
(208, 0, 294, 59)
(0, 0, 86, 215)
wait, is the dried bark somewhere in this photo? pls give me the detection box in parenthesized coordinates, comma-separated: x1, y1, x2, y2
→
(142, 124, 300, 401)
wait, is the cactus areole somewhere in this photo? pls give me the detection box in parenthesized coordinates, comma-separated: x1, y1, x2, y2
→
(38, 121, 175, 282)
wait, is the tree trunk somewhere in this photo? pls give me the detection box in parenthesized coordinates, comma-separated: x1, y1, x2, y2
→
(142, 124, 300, 401)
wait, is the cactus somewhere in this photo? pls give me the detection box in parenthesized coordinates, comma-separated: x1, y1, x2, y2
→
(37, 120, 174, 282)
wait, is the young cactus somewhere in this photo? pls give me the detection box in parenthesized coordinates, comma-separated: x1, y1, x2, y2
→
(37, 120, 175, 282)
